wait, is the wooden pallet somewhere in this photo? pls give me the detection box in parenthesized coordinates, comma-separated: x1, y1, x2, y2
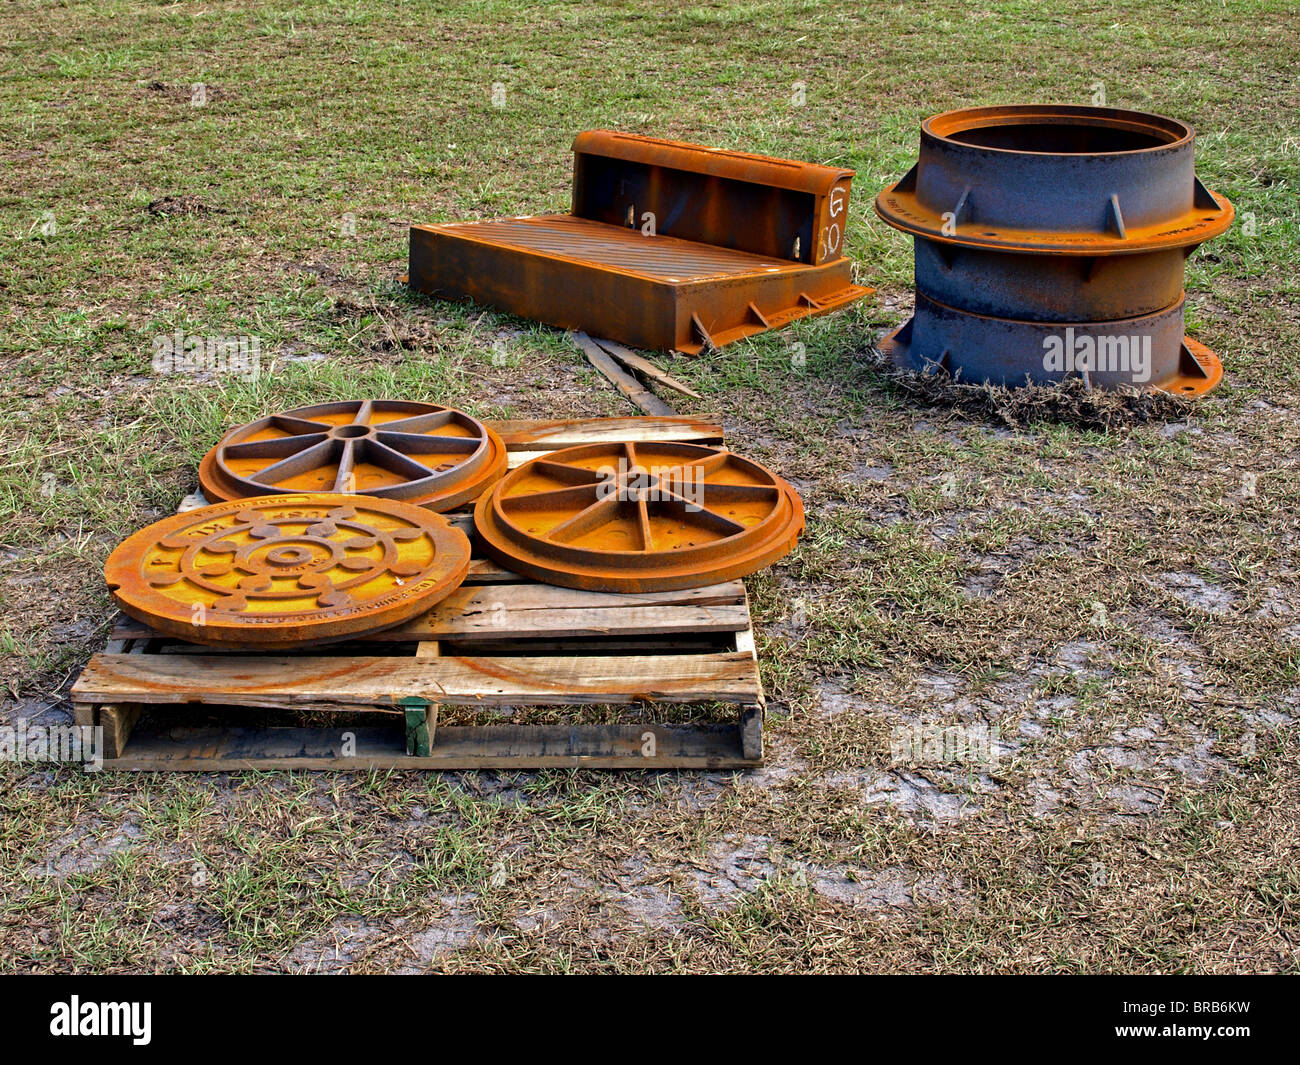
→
(70, 416, 767, 771)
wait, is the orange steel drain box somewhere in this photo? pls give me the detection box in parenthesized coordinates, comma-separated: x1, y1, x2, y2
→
(409, 131, 872, 353)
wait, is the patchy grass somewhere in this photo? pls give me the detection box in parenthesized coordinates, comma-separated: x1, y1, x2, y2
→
(2, 0, 1299, 973)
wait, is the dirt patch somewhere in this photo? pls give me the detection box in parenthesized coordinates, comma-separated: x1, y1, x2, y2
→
(142, 81, 232, 103)
(1157, 571, 1239, 616)
(402, 903, 481, 971)
(146, 195, 228, 218)
(862, 346, 1196, 431)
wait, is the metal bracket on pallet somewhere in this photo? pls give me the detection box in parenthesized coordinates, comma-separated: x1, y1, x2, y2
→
(400, 696, 438, 757)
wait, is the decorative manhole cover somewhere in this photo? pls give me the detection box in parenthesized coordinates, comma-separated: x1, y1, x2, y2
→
(106, 494, 471, 647)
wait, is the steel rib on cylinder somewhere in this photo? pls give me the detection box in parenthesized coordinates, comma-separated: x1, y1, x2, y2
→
(875, 105, 1234, 395)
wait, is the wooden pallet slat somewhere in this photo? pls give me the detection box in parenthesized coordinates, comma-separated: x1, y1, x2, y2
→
(492, 415, 723, 450)
(108, 581, 749, 644)
(72, 651, 759, 708)
(101, 721, 753, 771)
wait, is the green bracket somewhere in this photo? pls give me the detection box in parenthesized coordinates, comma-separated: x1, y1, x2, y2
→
(400, 696, 434, 757)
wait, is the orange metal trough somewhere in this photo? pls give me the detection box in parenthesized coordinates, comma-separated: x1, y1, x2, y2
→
(409, 131, 871, 353)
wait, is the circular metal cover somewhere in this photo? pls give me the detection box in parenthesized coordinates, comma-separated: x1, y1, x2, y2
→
(199, 400, 507, 511)
(474, 442, 804, 592)
(106, 494, 471, 648)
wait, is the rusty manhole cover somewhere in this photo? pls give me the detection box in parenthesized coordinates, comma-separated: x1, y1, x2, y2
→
(199, 400, 507, 511)
(106, 494, 471, 648)
(474, 442, 804, 591)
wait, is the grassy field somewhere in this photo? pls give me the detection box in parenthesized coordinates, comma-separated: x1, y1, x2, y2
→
(2, 0, 1298, 973)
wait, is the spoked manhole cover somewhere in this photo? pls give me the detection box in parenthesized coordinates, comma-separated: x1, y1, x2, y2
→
(199, 400, 507, 511)
(474, 442, 804, 591)
(106, 494, 471, 647)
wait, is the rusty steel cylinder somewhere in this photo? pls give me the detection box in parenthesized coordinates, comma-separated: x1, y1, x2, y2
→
(875, 105, 1234, 394)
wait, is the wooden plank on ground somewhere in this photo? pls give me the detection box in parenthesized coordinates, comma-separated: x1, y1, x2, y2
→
(592, 337, 701, 399)
(571, 331, 679, 416)
(488, 415, 722, 451)
(72, 652, 760, 708)
(100, 722, 758, 771)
